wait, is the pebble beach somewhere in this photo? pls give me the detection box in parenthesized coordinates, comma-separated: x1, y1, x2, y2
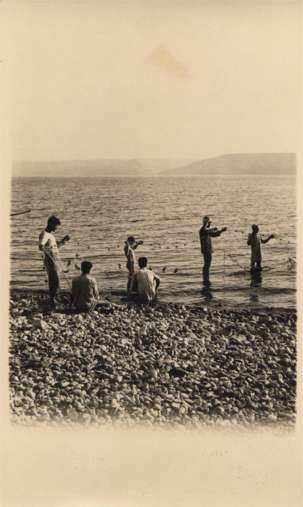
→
(9, 290, 297, 428)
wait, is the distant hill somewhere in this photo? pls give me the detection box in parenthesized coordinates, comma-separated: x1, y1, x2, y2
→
(12, 159, 192, 178)
(13, 153, 296, 178)
(159, 153, 296, 177)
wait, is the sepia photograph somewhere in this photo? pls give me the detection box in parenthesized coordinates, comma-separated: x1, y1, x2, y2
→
(2, 0, 302, 506)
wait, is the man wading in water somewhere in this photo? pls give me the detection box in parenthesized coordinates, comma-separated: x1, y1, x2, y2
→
(199, 216, 227, 286)
(247, 224, 274, 272)
(39, 215, 70, 308)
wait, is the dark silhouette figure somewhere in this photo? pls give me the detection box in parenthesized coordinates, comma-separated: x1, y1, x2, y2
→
(199, 216, 227, 286)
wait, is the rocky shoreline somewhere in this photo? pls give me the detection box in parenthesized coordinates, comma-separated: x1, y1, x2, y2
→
(9, 290, 297, 428)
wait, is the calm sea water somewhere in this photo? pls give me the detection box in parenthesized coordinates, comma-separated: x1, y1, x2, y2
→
(11, 176, 296, 308)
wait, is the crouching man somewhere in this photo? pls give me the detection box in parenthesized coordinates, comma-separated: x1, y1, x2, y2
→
(71, 261, 100, 312)
(131, 257, 160, 304)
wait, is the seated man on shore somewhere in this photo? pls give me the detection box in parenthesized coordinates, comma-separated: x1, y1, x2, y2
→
(131, 257, 160, 304)
(71, 261, 100, 312)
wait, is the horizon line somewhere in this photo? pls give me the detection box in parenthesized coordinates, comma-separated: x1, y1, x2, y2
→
(12, 173, 296, 179)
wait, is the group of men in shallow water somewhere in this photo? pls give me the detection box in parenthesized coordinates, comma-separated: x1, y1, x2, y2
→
(199, 215, 274, 286)
(38, 214, 274, 311)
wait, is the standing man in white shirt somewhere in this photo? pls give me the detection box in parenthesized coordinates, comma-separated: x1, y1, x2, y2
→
(124, 235, 144, 296)
(131, 257, 160, 304)
(38, 215, 70, 308)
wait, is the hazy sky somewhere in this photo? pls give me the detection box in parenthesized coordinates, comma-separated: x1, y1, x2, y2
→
(8, 0, 300, 161)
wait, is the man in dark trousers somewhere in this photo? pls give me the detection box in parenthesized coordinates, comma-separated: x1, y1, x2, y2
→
(199, 216, 227, 286)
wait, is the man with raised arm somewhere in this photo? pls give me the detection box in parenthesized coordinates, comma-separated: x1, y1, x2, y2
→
(247, 224, 274, 272)
(199, 215, 227, 286)
(124, 235, 144, 295)
(38, 215, 70, 308)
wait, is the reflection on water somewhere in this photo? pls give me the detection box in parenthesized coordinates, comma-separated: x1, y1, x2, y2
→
(201, 286, 214, 302)
(11, 175, 296, 308)
(249, 269, 263, 304)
